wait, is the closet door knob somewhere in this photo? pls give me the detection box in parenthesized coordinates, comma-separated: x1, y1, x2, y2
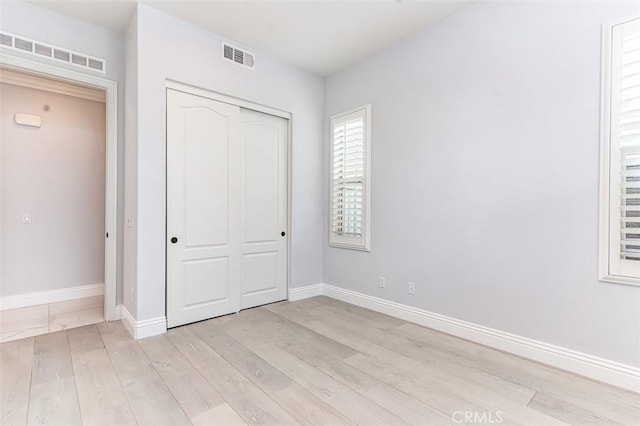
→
(171, 237, 178, 244)
(281, 231, 286, 237)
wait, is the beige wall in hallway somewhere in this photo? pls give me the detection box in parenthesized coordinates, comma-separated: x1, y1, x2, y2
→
(1, 82, 106, 296)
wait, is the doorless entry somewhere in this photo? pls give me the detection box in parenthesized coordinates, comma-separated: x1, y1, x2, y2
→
(166, 88, 289, 328)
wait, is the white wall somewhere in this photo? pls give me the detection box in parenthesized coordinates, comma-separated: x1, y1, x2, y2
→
(324, 1, 640, 367)
(1, 83, 105, 295)
(126, 4, 324, 321)
(123, 10, 138, 317)
(0, 1, 126, 303)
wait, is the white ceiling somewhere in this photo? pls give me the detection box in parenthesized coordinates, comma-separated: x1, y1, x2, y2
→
(29, 0, 472, 76)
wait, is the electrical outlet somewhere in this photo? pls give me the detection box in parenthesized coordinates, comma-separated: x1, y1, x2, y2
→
(378, 276, 386, 288)
(408, 282, 416, 295)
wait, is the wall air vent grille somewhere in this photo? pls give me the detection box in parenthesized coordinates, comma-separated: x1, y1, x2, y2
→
(0, 33, 12, 47)
(0, 32, 106, 73)
(221, 42, 255, 70)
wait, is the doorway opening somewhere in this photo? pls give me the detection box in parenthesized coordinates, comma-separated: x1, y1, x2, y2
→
(0, 56, 118, 342)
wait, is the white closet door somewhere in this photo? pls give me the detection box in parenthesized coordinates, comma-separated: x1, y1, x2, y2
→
(167, 89, 288, 328)
(166, 89, 241, 328)
(238, 109, 288, 309)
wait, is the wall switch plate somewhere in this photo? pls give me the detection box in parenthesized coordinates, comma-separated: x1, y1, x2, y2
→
(22, 213, 32, 224)
(408, 282, 416, 295)
(378, 276, 386, 288)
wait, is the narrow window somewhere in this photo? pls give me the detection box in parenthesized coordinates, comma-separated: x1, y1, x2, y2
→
(600, 14, 640, 285)
(330, 105, 371, 251)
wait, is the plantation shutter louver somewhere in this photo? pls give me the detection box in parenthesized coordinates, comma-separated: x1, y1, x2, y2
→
(620, 31, 640, 260)
(330, 106, 371, 250)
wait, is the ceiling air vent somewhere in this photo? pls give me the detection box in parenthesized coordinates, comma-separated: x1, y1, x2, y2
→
(222, 42, 255, 70)
(0, 31, 106, 73)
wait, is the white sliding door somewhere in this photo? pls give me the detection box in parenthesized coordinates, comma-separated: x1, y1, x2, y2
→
(166, 88, 288, 328)
(166, 89, 240, 328)
(239, 109, 288, 309)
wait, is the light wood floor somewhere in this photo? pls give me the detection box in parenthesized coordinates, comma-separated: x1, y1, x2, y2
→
(1, 296, 638, 426)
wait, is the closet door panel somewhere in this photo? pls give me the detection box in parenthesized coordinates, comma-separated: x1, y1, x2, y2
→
(166, 89, 240, 328)
(239, 109, 288, 309)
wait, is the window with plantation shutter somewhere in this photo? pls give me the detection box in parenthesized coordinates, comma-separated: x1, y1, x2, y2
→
(330, 105, 371, 250)
(600, 14, 640, 286)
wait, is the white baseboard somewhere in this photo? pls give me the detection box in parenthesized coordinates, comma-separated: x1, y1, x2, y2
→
(292, 283, 640, 393)
(288, 283, 324, 301)
(120, 306, 167, 340)
(0, 283, 104, 311)
(114, 304, 123, 320)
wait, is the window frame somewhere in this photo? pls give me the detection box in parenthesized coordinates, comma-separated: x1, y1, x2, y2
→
(329, 104, 372, 251)
(599, 13, 640, 287)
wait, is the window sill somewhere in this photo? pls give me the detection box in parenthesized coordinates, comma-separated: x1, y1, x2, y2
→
(599, 273, 640, 287)
(329, 242, 371, 252)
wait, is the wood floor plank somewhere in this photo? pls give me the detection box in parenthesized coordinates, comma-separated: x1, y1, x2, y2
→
(263, 300, 322, 325)
(272, 301, 570, 425)
(138, 334, 246, 425)
(0, 337, 34, 425)
(274, 385, 353, 426)
(31, 330, 75, 386)
(166, 326, 301, 425)
(225, 306, 359, 360)
(218, 309, 380, 394)
(528, 391, 626, 426)
(349, 352, 569, 425)
(27, 376, 82, 426)
(72, 362, 138, 426)
(161, 369, 247, 425)
(309, 301, 536, 406)
(274, 336, 380, 394)
(28, 331, 82, 425)
(395, 322, 640, 423)
(190, 320, 294, 391)
(219, 319, 408, 426)
(67, 325, 104, 353)
(533, 379, 640, 420)
(529, 377, 640, 425)
(96, 321, 154, 372)
(364, 383, 455, 426)
(97, 322, 191, 425)
(309, 302, 537, 405)
(138, 334, 194, 371)
(254, 344, 408, 426)
(531, 387, 640, 426)
(189, 320, 353, 426)
(316, 297, 407, 330)
(397, 322, 638, 398)
(191, 402, 247, 426)
(117, 369, 191, 426)
(271, 301, 640, 425)
(345, 351, 489, 420)
(68, 326, 137, 426)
